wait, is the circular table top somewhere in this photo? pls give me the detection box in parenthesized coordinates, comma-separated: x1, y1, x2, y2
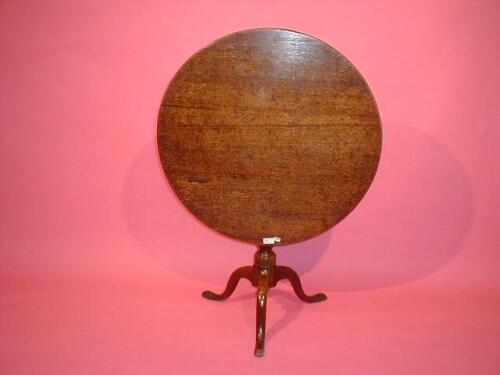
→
(158, 28, 382, 246)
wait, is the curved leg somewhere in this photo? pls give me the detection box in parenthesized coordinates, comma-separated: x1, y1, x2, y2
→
(254, 269, 269, 357)
(202, 266, 254, 301)
(275, 266, 327, 303)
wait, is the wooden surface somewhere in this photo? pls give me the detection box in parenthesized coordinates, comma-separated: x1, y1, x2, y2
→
(158, 28, 382, 246)
(201, 246, 327, 356)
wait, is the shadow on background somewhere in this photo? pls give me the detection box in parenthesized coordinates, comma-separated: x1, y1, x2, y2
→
(317, 125, 475, 291)
(122, 125, 474, 291)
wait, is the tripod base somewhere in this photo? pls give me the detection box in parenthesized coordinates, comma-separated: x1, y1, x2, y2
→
(202, 245, 327, 357)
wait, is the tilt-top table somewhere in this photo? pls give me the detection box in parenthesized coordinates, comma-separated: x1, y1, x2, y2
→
(157, 28, 382, 357)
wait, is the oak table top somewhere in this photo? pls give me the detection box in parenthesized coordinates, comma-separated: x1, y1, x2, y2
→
(158, 28, 382, 246)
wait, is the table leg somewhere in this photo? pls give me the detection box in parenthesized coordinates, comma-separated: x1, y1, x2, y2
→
(254, 268, 269, 357)
(202, 266, 254, 301)
(275, 265, 327, 303)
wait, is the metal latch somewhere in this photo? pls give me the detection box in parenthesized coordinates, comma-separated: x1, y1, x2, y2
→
(262, 236, 281, 245)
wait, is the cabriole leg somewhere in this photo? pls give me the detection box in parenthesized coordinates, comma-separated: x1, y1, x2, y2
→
(275, 265, 327, 303)
(202, 266, 254, 301)
(254, 268, 269, 357)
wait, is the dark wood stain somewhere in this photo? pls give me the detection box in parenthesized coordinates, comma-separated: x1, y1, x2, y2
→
(158, 28, 382, 246)
(202, 245, 326, 356)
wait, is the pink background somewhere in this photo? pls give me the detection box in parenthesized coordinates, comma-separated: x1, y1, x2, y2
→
(1, 0, 499, 373)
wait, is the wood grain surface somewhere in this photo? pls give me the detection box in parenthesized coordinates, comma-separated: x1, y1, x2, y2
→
(158, 28, 382, 246)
